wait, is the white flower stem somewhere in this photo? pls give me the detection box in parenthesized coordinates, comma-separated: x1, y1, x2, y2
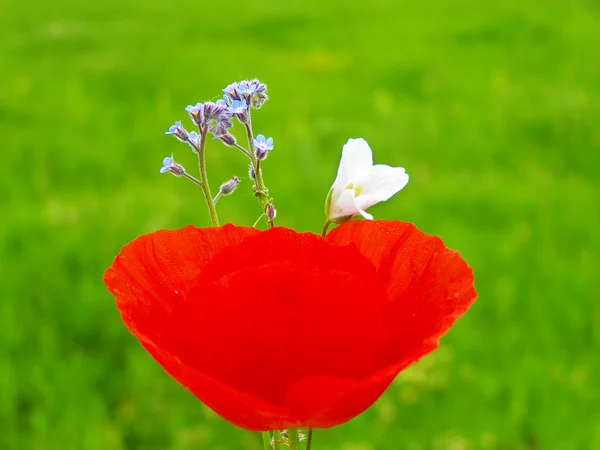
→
(321, 220, 332, 237)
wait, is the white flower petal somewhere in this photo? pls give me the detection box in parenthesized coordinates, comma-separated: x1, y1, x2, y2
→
(352, 194, 374, 220)
(355, 164, 409, 211)
(330, 138, 374, 191)
(328, 189, 359, 221)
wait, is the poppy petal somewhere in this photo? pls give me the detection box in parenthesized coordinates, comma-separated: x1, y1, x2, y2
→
(326, 220, 477, 357)
(104, 224, 259, 338)
(284, 340, 437, 428)
(139, 338, 290, 431)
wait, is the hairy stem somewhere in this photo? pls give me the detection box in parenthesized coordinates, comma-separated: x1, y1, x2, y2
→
(233, 142, 252, 158)
(197, 127, 220, 226)
(244, 113, 274, 228)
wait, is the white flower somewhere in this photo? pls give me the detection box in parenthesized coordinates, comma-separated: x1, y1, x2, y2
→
(326, 138, 409, 222)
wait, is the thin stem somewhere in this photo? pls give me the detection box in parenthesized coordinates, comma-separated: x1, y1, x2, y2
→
(212, 190, 222, 205)
(181, 172, 204, 189)
(262, 431, 273, 450)
(232, 142, 252, 158)
(197, 127, 220, 226)
(306, 429, 313, 450)
(252, 213, 265, 228)
(244, 114, 275, 228)
(321, 220, 332, 237)
(286, 429, 301, 449)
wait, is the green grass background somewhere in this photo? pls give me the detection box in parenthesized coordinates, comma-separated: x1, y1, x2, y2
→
(1, 0, 599, 448)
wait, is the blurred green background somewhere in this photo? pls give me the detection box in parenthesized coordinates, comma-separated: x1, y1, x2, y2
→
(1, 0, 599, 448)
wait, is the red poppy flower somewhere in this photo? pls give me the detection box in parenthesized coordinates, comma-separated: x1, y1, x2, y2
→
(104, 220, 476, 431)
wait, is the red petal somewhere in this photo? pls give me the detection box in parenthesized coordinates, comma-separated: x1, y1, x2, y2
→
(326, 220, 477, 354)
(284, 340, 437, 428)
(158, 227, 393, 427)
(103, 224, 258, 339)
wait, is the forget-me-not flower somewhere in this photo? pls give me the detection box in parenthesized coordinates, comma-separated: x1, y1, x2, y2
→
(160, 155, 185, 175)
(253, 134, 274, 160)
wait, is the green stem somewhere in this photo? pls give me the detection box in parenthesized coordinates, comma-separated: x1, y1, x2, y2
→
(321, 220, 332, 237)
(197, 127, 220, 226)
(244, 115, 274, 228)
(252, 213, 265, 228)
(232, 142, 252, 158)
(262, 431, 273, 450)
(212, 190, 222, 205)
(181, 172, 204, 188)
(306, 428, 313, 450)
(286, 429, 301, 449)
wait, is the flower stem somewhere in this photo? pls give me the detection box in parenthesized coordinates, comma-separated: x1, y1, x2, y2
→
(286, 428, 301, 449)
(244, 114, 275, 228)
(212, 190, 222, 205)
(181, 172, 204, 189)
(197, 127, 220, 226)
(321, 220, 332, 237)
(233, 142, 252, 158)
(252, 213, 265, 228)
(262, 431, 273, 450)
(306, 428, 313, 450)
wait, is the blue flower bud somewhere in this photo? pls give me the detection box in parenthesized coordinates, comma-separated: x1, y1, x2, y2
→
(266, 203, 277, 220)
(220, 176, 240, 195)
(218, 133, 236, 146)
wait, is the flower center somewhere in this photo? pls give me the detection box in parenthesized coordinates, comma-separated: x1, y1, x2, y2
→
(346, 183, 363, 196)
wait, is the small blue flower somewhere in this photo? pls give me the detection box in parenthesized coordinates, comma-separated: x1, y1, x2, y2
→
(185, 102, 204, 127)
(253, 134, 274, 160)
(238, 80, 257, 97)
(159, 155, 185, 175)
(227, 99, 248, 115)
(188, 131, 200, 151)
(223, 82, 241, 101)
(253, 134, 274, 151)
(160, 156, 174, 173)
(165, 121, 189, 142)
(165, 121, 181, 135)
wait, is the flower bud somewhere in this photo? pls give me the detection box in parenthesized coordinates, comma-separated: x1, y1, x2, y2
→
(218, 133, 236, 146)
(266, 203, 277, 220)
(220, 176, 240, 195)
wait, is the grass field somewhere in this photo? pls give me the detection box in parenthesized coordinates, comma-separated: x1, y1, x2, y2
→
(1, 0, 599, 448)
